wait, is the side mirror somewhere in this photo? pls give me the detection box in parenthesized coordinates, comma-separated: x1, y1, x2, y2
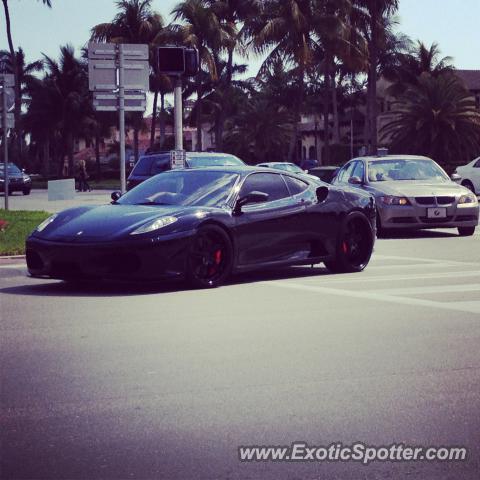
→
(111, 191, 122, 202)
(234, 191, 269, 214)
(316, 186, 329, 203)
(348, 176, 363, 185)
(450, 173, 461, 182)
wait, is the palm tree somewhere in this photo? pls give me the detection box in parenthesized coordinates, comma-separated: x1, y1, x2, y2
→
(355, 0, 399, 153)
(170, 0, 231, 151)
(384, 41, 454, 97)
(41, 45, 91, 175)
(1, 0, 52, 163)
(91, 0, 166, 160)
(245, 0, 322, 162)
(380, 73, 480, 167)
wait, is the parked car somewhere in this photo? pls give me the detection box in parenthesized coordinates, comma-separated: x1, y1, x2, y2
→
(126, 151, 245, 190)
(307, 166, 340, 184)
(0, 163, 32, 195)
(27, 166, 376, 287)
(455, 157, 480, 194)
(332, 154, 479, 236)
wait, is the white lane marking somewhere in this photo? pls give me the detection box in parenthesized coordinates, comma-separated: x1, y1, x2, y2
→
(298, 270, 480, 284)
(367, 262, 461, 270)
(373, 254, 476, 266)
(0, 263, 27, 270)
(263, 281, 480, 315)
(373, 283, 480, 296)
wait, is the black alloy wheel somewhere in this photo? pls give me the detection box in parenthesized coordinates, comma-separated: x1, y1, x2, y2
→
(187, 224, 233, 288)
(325, 212, 374, 273)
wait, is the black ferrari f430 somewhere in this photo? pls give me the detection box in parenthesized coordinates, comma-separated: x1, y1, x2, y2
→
(26, 167, 376, 287)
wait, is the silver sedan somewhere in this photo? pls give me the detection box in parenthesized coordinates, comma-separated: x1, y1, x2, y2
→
(333, 155, 479, 236)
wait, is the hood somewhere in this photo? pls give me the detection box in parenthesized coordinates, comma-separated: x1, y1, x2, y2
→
(37, 204, 195, 242)
(368, 181, 469, 198)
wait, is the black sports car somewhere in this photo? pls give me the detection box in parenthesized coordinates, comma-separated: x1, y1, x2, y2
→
(26, 167, 376, 288)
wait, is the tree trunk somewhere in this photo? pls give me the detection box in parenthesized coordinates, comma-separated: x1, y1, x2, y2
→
(368, 2, 379, 154)
(42, 137, 50, 178)
(150, 90, 158, 148)
(134, 127, 139, 163)
(2, 0, 22, 165)
(159, 92, 166, 149)
(67, 133, 74, 178)
(95, 132, 101, 181)
(332, 73, 340, 144)
(323, 55, 331, 166)
(196, 79, 203, 151)
(314, 118, 319, 163)
(287, 69, 305, 163)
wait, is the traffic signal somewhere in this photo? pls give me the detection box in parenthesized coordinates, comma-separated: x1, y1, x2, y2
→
(157, 47, 199, 77)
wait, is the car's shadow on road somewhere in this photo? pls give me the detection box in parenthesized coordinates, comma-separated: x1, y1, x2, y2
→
(1, 265, 329, 298)
(378, 229, 460, 239)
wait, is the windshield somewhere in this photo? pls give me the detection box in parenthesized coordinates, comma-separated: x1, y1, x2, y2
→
(367, 159, 449, 182)
(187, 155, 244, 167)
(0, 164, 22, 175)
(130, 156, 155, 176)
(118, 170, 239, 207)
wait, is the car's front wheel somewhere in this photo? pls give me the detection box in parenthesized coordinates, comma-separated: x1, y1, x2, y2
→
(325, 212, 374, 273)
(458, 226, 476, 236)
(187, 224, 234, 288)
(23, 188, 31, 195)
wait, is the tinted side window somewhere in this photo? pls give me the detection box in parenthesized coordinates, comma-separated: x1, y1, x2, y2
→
(131, 157, 154, 176)
(336, 162, 355, 183)
(240, 173, 290, 202)
(474, 159, 480, 168)
(351, 161, 365, 181)
(150, 155, 170, 175)
(283, 176, 309, 195)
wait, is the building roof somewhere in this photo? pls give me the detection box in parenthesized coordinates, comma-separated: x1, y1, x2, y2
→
(455, 70, 480, 91)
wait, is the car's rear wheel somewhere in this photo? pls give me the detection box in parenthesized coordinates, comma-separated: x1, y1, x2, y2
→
(187, 224, 233, 288)
(461, 180, 475, 194)
(23, 188, 31, 195)
(458, 226, 475, 236)
(325, 212, 374, 273)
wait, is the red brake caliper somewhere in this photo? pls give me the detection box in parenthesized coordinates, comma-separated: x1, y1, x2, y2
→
(208, 249, 222, 276)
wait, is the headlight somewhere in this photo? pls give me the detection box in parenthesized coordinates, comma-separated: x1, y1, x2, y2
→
(379, 196, 410, 206)
(130, 216, 177, 235)
(458, 193, 478, 206)
(36, 214, 58, 232)
(23, 174, 31, 182)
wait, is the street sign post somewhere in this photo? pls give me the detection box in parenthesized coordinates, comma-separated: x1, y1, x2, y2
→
(88, 43, 148, 193)
(0, 73, 15, 210)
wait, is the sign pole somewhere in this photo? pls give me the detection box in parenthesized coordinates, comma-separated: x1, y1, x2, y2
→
(174, 77, 183, 150)
(1, 77, 9, 210)
(118, 44, 126, 194)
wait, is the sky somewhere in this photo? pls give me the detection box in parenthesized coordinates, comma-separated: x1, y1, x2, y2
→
(2, 0, 480, 72)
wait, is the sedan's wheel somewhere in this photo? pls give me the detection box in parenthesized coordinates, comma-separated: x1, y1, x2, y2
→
(324, 212, 374, 273)
(461, 180, 475, 194)
(187, 225, 233, 288)
(458, 226, 475, 236)
(23, 188, 31, 195)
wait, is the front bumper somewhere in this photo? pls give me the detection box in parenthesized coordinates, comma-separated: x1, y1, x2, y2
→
(26, 232, 195, 281)
(378, 202, 479, 229)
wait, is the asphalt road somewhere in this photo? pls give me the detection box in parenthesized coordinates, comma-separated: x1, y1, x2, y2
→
(1, 229, 480, 479)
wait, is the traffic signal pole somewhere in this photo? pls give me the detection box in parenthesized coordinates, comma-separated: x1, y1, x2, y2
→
(1, 77, 9, 210)
(174, 77, 183, 150)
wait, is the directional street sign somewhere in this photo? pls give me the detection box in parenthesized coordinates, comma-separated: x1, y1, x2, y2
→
(93, 91, 146, 112)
